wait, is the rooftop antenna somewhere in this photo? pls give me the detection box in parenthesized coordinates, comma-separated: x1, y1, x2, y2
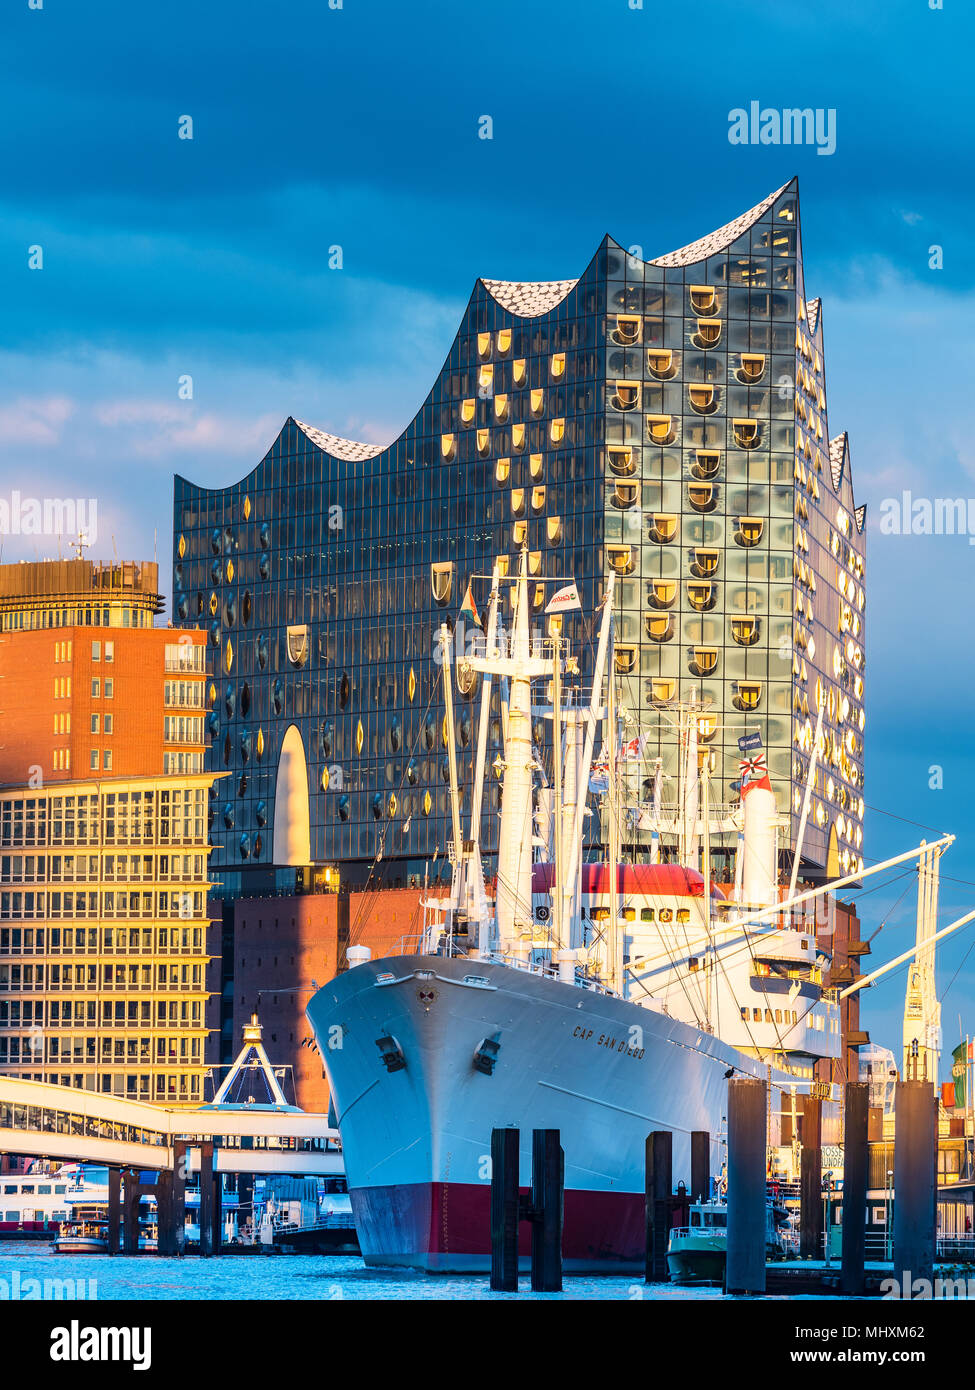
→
(71, 532, 90, 559)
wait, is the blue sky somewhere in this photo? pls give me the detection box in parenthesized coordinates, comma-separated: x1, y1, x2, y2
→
(2, 0, 974, 1070)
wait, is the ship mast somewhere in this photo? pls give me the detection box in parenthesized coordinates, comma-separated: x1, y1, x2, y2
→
(606, 624, 620, 994)
(466, 547, 549, 957)
(903, 840, 943, 1083)
(550, 619, 565, 954)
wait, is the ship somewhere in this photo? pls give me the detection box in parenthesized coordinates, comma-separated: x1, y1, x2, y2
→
(307, 552, 954, 1272)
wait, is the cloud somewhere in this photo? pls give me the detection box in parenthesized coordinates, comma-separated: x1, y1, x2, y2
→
(93, 398, 282, 457)
(0, 395, 75, 445)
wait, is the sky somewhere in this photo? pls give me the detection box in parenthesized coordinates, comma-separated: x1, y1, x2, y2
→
(1, 0, 973, 1072)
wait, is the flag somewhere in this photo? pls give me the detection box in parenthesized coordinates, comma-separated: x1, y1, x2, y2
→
(545, 582, 581, 614)
(620, 733, 645, 760)
(589, 748, 609, 793)
(952, 1040, 972, 1110)
(738, 731, 772, 797)
(459, 579, 482, 630)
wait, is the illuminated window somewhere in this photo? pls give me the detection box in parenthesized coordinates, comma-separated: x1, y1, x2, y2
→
(689, 285, 717, 314)
(733, 418, 761, 449)
(607, 545, 634, 575)
(646, 414, 676, 445)
(689, 547, 719, 577)
(688, 384, 718, 415)
(607, 446, 636, 476)
(431, 562, 453, 605)
(612, 381, 641, 412)
(692, 318, 721, 349)
(732, 681, 762, 711)
(646, 348, 677, 379)
(648, 579, 677, 609)
(614, 645, 638, 674)
(689, 647, 718, 677)
(688, 481, 716, 512)
(736, 353, 766, 384)
(735, 516, 764, 547)
(648, 513, 678, 543)
(645, 613, 674, 643)
(691, 449, 720, 479)
(611, 314, 641, 345)
(687, 580, 715, 612)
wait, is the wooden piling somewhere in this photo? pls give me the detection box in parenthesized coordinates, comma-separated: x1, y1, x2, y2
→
(840, 1081, 868, 1295)
(726, 1078, 767, 1295)
(530, 1129, 563, 1293)
(490, 1127, 520, 1292)
(892, 1080, 937, 1290)
(799, 1094, 823, 1260)
(644, 1131, 673, 1283)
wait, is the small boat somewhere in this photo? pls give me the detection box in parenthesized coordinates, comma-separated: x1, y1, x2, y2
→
(666, 1198, 797, 1284)
(53, 1195, 159, 1254)
(53, 1204, 111, 1255)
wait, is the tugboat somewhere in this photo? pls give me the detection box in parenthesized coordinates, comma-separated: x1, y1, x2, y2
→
(667, 1198, 797, 1284)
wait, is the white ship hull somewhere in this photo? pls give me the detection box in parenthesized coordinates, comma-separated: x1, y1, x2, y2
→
(307, 954, 768, 1272)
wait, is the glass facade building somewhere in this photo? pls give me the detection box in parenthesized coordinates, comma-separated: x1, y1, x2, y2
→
(173, 178, 865, 898)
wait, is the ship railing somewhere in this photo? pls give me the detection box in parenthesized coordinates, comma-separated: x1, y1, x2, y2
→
(937, 1235, 975, 1261)
(486, 951, 616, 995)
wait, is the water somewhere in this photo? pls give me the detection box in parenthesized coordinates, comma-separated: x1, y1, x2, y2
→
(0, 1242, 826, 1299)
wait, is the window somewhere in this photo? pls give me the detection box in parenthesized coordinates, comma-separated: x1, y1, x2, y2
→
(90, 752, 99, 770)
(104, 679, 113, 699)
(103, 752, 112, 770)
(91, 679, 100, 698)
(104, 642, 114, 663)
(91, 642, 101, 661)
(90, 716, 99, 734)
(104, 715, 113, 735)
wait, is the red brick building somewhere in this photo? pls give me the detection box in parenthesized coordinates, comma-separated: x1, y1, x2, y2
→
(230, 888, 432, 1112)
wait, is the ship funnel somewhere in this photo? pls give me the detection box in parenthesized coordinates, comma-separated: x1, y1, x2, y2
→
(741, 784, 777, 908)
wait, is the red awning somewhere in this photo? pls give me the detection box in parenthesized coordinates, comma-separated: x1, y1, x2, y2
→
(531, 861, 707, 898)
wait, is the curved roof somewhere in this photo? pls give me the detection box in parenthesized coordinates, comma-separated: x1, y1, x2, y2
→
(648, 180, 793, 268)
(829, 432, 848, 492)
(294, 418, 385, 463)
(480, 278, 578, 316)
